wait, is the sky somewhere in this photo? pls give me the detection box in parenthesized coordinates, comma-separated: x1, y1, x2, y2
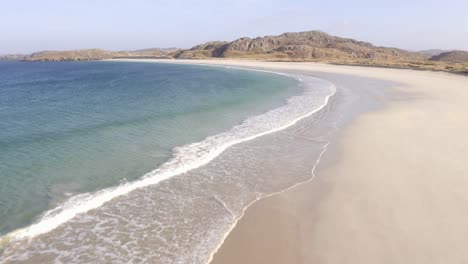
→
(1, 0, 467, 54)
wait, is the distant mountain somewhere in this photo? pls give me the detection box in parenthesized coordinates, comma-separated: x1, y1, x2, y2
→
(0, 54, 27, 60)
(24, 49, 115, 61)
(21, 48, 180, 61)
(176, 31, 428, 61)
(112, 48, 180, 59)
(418, 49, 453, 56)
(132, 47, 179, 53)
(430, 50, 468, 63)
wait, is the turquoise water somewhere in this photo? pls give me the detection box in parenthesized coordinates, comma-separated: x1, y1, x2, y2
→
(0, 61, 299, 234)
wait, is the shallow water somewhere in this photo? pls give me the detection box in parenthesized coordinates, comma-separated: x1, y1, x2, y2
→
(0, 61, 299, 235)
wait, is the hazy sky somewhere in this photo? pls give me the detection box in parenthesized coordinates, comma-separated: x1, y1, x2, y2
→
(1, 0, 467, 54)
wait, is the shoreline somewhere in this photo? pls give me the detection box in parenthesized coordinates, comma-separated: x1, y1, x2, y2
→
(11, 56, 468, 75)
(205, 139, 333, 264)
(1, 60, 340, 263)
(126, 58, 468, 263)
(172, 62, 468, 263)
(205, 83, 339, 263)
(111, 58, 397, 263)
(3, 59, 467, 263)
(120, 59, 408, 263)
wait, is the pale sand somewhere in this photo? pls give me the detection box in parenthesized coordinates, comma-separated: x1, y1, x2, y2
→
(122, 59, 468, 263)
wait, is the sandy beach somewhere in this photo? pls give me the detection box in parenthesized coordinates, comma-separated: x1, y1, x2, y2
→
(154, 60, 468, 264)
(3, 1, 468, 263)
(2, 58, 467, 263)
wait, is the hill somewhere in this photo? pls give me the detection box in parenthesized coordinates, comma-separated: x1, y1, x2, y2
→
(430, 51, 468, 63)
(176, 31, 428, 61)
(22, 48, 179, 61)
(24, 49, 115, 61)
(112, 48, 180, 59)
(174, 31, 468, 73)
(4, 30, 467, 74)
(418, 49, 452, 56)
(0, 54, 27, 60)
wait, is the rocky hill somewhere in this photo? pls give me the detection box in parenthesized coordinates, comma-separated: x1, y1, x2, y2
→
(176, 31, 428, 61)
(174, 42, 229, 59)
(430, 51, 468, 63)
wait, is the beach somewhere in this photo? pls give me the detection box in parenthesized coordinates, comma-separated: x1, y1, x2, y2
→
(171, 61, 468, 263)
(2, 0, 467, 262)
(2, 59, 467, 263)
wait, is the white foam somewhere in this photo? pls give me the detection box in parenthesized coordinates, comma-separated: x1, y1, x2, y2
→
(1, 67, 336, 243)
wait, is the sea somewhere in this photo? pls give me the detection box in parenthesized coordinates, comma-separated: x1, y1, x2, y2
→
(0, 60, 336, 263)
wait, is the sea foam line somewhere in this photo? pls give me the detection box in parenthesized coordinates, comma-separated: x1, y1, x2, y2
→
(1, 64, 336, 245)
(205, 97, 339, 264)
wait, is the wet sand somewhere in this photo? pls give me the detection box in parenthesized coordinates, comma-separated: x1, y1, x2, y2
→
(166, 61, 468, 264)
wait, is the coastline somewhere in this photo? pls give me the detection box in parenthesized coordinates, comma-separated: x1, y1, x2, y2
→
(2, 59, 467, 263)
(156, 60, 468, 264)
(2, 60, 339, 263)
(111, 58, 400, 263)
(116, 59, 411, 263)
